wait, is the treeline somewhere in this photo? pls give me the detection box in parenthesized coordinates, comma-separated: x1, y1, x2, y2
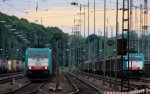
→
(1, 12, 148, 67)
(0, 12, 69, 61)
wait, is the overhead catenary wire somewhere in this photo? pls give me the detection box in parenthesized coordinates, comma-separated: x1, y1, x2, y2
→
(0, 0, 149, 37)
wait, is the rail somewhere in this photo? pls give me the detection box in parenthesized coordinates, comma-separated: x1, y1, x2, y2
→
(65, 74, 79, 94)
(66, 72, 102, 94)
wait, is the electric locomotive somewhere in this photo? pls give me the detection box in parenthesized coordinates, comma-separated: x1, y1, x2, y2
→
(25, 48, 54, 81)
(104, 53, 145, 77)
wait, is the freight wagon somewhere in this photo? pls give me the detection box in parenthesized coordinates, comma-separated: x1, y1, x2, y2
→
(79, 53, 144, 78)
(144, 60, 150, 77)
(0, 59, 24, 74)
(0, 60, 4, 73)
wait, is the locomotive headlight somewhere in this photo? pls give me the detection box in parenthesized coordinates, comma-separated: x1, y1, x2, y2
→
(45, 66, 48, 69)
(29, 66, 31, 69)
(140, 67, 142, 69)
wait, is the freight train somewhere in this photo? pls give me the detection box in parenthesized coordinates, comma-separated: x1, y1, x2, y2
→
(79, 53, 144, 78)
(25, 48, 56, 81)
(144, 60, 150, 77)
(0, 59, 24, 73)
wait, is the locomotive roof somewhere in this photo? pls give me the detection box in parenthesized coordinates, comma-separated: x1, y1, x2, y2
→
(27, 48, 52, 52)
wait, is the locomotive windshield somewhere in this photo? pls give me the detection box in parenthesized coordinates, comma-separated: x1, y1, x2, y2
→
(29, 52, 48, 59)
(129, 56, 142, 61)
(28, 51, 49, 66)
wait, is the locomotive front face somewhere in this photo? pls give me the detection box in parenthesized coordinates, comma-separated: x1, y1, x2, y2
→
(28, 51, 49, 70)
(25, 48, 52, 81)
(124, 54, 144, 71)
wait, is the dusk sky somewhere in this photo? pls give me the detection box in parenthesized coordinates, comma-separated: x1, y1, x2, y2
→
(0, 0, 149, 37)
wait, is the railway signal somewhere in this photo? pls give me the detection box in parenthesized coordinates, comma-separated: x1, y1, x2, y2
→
(107, 39, 114, 87)
(107, 40, 114, 47)
(53, 32, 62, 91)
(117, 39, 127, 55)
(71, 2, 78, 6)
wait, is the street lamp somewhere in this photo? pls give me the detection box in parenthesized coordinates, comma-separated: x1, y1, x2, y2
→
(5, 25, 11, 28)
(10, 28, 16, 31)
(20, 36, 25, 39)
(23, 38, 27, 41)
(0, 21, 6, 23)
(18, 34, 23, 37)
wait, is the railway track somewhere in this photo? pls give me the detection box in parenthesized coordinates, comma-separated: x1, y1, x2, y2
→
(0, 72, 23, 77)
(65, 72, 100, 94)
(2, 82, 45, 94)
(139, 78, 150, 83)
(0, 74, 25, 84)
(75, 71, 140, 90)
(1, 76, 53, 94)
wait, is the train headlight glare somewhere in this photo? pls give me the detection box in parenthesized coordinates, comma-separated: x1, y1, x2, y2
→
(45, 66, 47, 69)
(140, 67, 142, 69)
(29, 67, 31, 69)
